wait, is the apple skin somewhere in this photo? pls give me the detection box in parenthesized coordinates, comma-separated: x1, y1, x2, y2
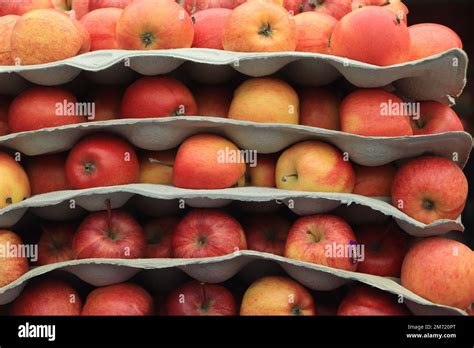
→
(401, 238, 474, 310)
(355, 224, 408, 277)
(37, 222, 76, 266)
(165, 280, 237, 315)
(73, 209, 147, 259)
(121, 76, 197, 118)
(330, 6, 410, 66)
(171, 209, 247, 258)
(88, 0, 132, 10)
(144, 216, 180, 258)
(352, 163, 397, 197)
(0, 96, 11, 136)
(340, 89, 413, 136)
(275, 141, 355, 193)
(116, 0, 194, 50)
(87, 85, 124, 122)
(138, 149, 176, 185)
(302, 0, 351, 20)
(180, 0, 246, 14)
(338, 286, 411, 315)
(284, 214, 358, 271)
(0, 152, 31, 209)
(294, 12, 337, 54)
(65, 134, 140, 189)
(408, 23, 462, 61)
(10, 279, 82, 316)
(0, 15, 20, 66)
(193, 84, 233, 118)
(173, 134, 246, 189)
(245, 154, 277, 187)
(222, 0, 297, 52)
(191, 8, 232, 49)
(82, 283, 154, 316)
(8, 87, 87, 133)
(391, 156, 468, 224)
(228, 78, 299, 124)
(80, 8, 122, 51)
(411, 101, 464, 135)
(241, 276, 316, 315)
(0, 0, 53, 16)
(243, 214, 290, 255)
(0, 230, 30, 288)
(351, 0, 409, 23)
(25, 154, 71, 195)
(299, 87, 340, 130)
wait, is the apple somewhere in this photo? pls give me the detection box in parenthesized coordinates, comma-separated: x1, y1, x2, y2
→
(82, 282, 154, 315)
(171, 209, 247, 258)
(65, 134, 139, 189)
(88, 0, 132, 11)
(302, 0, 350, 19)
(194, 84, 233, 118)
(10, 279, 82, 316)
(165, 280, 237, 315)
(0, 230, 29, 288)
(73, 208, 146, 259)
(299, 87, 340, 130)
(284, 214, 358, 271)
(8, 87, 87, 133)
(191, 8, 232, 50)
(330, 6, 410, 66)
(87, 85, 124, 122)
(243, 214, 290, 255)
(244, 154, 277, 187)
(222, 0, 297, 52)
(411, 101, 464, 135)
(0, 96, 11, 136)
(391, 156, 468, 224)
(408, 23, 462, 61)
(116, 0, 194, 50)
(11, 9, 89, 65)
(354, 223, 408, 277)
(401, 237, 474, 310)
(275, 141, 355, 193)
(37, 222, 76, 265)
(351, 0, 409, 23)
(0, 0, 53, 16)
(228, 78, 299, 124)
(173, 134, 246, 189)
(340, 89, 413, 136)
(25, 154, 71, 195)
(352, 163, 397, 197)
(80, 8, 122, 51)
(0, 15, 19, 66)
(294, 12, 337, 54)
(240, 276, 316, 315)
(121, 76, 197, 119)
(138, 149, 176, 185)
(338, 285, 411, 315)
(144, 216, 180, 258)
(0, 152, 31, 209)
(180, 0, 246, 14)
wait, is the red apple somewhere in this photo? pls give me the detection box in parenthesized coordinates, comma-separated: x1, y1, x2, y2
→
(330, 6, 410, 66)
(0, 15, 20, 66)
(355, 223, 408, 277)
(116, 0, 194, 50)
(391, 156, 468, 224)
(82, 282, 154, 315)
(294, 12, 337, 54)
(302, 0, 351, 19)
(338, 285, 411, 315)
(87, 85, 124, 122)
(25, 153, 71, 195)
(243, 214, 290, 255)
(121, 76, 197, 118)
(180, 0, 246, 14)
(351, 0, 409, 23)
(0, 230, 29, 288)
(194, 84, 233, 117)
(191, 8, 232, 50)
(165, 280, 237, 315)
(0, 0, 53, 16)
(299, 87, 340, 130)
(37, 222, 76, 265)
(88, 0, 132, 10)
(401, 237, 474, 310)
(0, 96, 11, 136)
(284, 214, 358, 271)
(65, 134, 139, 189)
(245, 154, 277, 187)
(10, 279, 82, 316)
(408, 23, 462, 61)
(8, 87, 87, 133)
(80, 8, 122, 51)
(172, 209, 247, 258)
(352, 164, 397, 197)
(411, 101, 464, 135)
(144, 216, 180, 258)
(73, 208, 146, 259)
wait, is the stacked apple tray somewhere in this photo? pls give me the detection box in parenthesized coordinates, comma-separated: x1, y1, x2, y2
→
(0, 48, 471, 316)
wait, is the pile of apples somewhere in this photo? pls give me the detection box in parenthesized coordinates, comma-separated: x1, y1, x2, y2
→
(0, 0, 464, 66)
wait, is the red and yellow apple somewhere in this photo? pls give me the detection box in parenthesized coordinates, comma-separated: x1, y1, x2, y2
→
(244, 154, 277, 187)
(299, 87, 340, 130)
(0, 230, 30, 288)
(302, 0, 351, 20)
(0, 0, 53, 16)
(0, 152, 31, 209)
(0, 15, 20, 66)
(294, 12, 337, 54)
(138, 149, 176, 185)
(80, 8, 122, 51)
(351, 0, 409, 23)
(191, 8, 232, 50)
(408, 23, 462, 61)
(411, 101, 464, 135)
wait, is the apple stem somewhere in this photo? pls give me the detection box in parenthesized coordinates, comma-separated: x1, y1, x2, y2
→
(281, 174, 298, 183)
(148, 158, 174, 167)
